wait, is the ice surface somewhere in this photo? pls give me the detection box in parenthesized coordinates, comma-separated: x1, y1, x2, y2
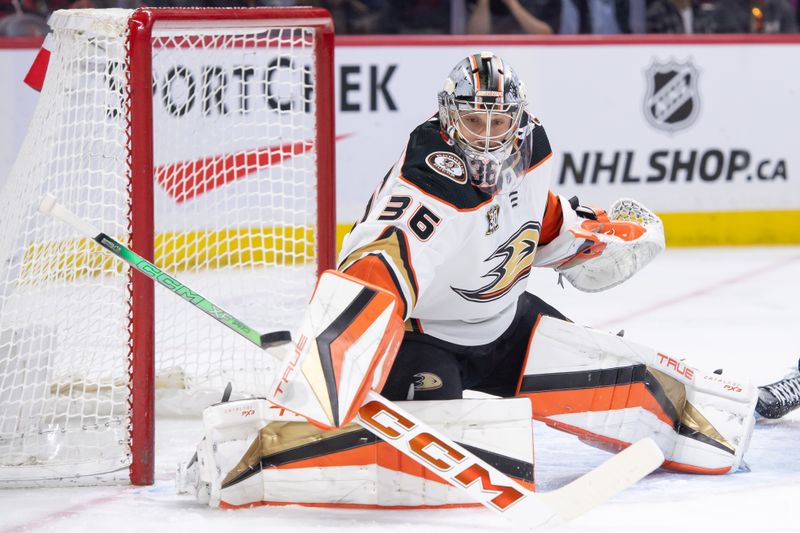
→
(2, 246, 799, 533)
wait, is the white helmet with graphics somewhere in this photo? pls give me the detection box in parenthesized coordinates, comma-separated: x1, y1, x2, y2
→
(438, 51, 533, 194)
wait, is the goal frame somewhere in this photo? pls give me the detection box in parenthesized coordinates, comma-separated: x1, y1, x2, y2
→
(125, 7, 335, 485)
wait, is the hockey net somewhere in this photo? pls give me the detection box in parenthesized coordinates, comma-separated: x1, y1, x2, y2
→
(0, 7, 334, 486)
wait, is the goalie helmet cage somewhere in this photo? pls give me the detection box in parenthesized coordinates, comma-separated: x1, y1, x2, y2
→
(0, 7, 335, 486)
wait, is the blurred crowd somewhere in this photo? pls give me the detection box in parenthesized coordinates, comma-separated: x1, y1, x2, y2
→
(0, 0, 797, 36)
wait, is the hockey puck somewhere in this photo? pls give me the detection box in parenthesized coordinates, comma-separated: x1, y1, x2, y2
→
(260, 330, 292, 348)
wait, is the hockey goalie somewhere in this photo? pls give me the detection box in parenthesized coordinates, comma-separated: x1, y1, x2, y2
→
(179, 52, 758, 510)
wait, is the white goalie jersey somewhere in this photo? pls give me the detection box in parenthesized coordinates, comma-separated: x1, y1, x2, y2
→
(338, 116, 563, 346)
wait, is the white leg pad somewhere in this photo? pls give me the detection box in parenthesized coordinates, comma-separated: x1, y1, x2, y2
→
(177, 398, 277, 506)
(179, 397, 535, 508)
(518, 316, 757, 474)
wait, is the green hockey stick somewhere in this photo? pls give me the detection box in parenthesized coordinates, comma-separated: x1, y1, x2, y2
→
(38, 194, 290, 350)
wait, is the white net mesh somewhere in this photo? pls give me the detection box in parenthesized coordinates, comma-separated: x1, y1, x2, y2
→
(0, 8, 324, 485)
(150, 21, 319, 412)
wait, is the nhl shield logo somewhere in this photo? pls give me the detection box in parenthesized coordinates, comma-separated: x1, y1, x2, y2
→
(643, 60, 700, 132)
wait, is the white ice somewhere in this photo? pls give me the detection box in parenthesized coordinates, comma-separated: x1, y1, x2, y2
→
(2, 246, 799, 533)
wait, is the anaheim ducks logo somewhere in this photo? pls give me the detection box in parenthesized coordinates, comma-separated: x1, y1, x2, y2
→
(425, 151, 468, 184)
(452, 221, 540, 302)
(413, 372, 443, 391)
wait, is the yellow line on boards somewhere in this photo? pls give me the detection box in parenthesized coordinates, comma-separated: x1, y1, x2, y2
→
(19, 211, 800, 284)
(336, 210, 800, 252)
(20, 227, 317, 282)
(659, 210, 800, 246)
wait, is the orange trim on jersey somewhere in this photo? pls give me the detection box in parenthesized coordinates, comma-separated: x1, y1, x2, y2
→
(398, 172, 494, 212)
(539, 191, 563, 246)
(343, 255, 407, 319)
(398, 151, 551, 213)
(520, 382, 675, 428)
(525, 150, 553, 174)
(339, 225, 420, 316)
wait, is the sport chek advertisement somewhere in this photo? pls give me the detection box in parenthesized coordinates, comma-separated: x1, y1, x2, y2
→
(1, 37, 798, 244)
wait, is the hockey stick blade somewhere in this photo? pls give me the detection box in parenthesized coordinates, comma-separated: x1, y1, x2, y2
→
(38, 194, 289, 351)
(537, 437, 663, 523)
(357, 390, 663, 530)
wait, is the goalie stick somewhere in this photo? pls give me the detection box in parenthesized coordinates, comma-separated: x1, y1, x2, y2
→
(357, 390, 663, 528)
(38, 194, 290, 350)
(39, 194, 664, 529)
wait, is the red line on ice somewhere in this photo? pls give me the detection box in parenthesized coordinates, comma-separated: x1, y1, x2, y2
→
(2, 493, 124, 533)
(2, 474, 174, 532)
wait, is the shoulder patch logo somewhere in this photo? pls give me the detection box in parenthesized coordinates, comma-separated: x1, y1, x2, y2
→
(425, 151, 468, 184)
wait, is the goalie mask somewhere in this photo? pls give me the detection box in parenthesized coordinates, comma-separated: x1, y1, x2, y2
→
(438, 51, 532, 194)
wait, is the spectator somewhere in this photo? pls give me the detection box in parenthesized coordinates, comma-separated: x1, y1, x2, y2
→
(317, 0, 396, 34)
(646, 0, 717, 33)
(396, 0, 449, 34)
(466, 0, 560, 34)
(0, 12, 47, 34)
(714, 0, 797, 33)
(145, 1, 252, 6)
(560, 0, 645, 34)
(0, 0, 19, 18)
(0, 0, 47, 36)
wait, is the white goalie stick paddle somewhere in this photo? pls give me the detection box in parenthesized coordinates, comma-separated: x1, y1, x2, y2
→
(39, 194, 664, 529)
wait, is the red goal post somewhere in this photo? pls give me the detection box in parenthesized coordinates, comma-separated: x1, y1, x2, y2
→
(126, 7, 335, 486)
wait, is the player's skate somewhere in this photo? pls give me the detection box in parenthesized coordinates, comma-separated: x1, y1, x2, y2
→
(756, 359, 800, 419)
